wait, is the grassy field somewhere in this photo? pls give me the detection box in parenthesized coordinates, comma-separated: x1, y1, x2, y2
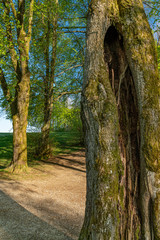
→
(0, 132, 84, 169)
(0, 133, 13, 170)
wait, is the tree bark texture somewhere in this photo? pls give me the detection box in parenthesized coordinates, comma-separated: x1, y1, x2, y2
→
(80, 0, 160, 239)
(11, 70, 30, 170)
(1, 0, 34, 171)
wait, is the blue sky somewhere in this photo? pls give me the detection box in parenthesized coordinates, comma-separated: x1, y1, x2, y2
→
(0, 115, 12, 132)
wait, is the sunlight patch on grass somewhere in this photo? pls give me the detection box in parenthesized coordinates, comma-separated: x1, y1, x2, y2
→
(0, 131, 84, 171)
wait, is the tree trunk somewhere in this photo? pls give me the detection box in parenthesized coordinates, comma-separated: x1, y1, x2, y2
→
(1, 0, 34, 171)
(80, 0, 160, 239)
(41, 1, 58, 157)
(11, 65, 30, 171)
(41, 13, 51, 157)
(10, 68, 30, 171)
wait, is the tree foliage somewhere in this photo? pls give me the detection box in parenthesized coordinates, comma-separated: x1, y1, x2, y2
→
(27, 0, 87, 132)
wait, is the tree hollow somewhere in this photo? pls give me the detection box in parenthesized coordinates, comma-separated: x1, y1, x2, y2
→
(104, 25, 142, 238)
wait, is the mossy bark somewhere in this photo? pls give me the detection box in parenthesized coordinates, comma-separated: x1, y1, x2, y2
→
(80, 0, 160, 239)
(1, 0, 34, 171)
(11, 72, 30, 171)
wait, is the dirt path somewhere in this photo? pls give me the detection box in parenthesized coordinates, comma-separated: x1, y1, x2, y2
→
(0, 150, 86, 240)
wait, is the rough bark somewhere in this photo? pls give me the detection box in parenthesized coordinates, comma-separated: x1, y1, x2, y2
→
(1, 0, 34, 171)
(79, 0, 160, 239)
(11, 68, 30, 171)
(41, 0, 58, 157)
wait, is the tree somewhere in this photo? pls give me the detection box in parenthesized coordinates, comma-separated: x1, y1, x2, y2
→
(53, 94, 82, 132)
(39, 0, 58, 156)
(80, 0, 160, 239)
(143, 0, 160, 45)
(0, 0, 34, 171)
(27, 0, 86, 139)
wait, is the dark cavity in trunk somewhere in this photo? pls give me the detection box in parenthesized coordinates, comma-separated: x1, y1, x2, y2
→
(104, 25, 142, 238)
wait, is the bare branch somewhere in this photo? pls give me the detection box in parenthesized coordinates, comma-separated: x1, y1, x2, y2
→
(58, 26, 86, 29)
(60, 17, 87, 19)
(55, 64, 82, 78)
(58, 31, 86, 33)
(54, 90, 81, 101)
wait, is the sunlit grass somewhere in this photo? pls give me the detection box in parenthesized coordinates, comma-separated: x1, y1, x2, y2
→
(0, 131, 83, 170)
(50, 131, 83, 155)
(0, 133, 13, 170)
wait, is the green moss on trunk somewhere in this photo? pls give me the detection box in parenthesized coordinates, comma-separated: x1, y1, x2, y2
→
(11, 74, 30, 172)
(80, 0, 160, 239)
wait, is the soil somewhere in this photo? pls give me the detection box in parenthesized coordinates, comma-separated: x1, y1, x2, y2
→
(0, 150, 86, 240)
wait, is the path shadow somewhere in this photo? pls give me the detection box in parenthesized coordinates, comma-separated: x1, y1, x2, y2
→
(0, 190, 73, 240)
(40, 159, 86, 173)
(40, 149, 86, 173)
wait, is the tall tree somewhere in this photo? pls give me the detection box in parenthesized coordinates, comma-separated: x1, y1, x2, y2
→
(40, 0, 58, 156)
(28, 0, 86, 138)
(0, 0, 34, 171)
(80, 0, 160, 239)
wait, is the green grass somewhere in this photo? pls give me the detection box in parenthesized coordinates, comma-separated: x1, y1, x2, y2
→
(50, 131, 83, 154)
(0, 131, 84, 170)
(0, 133, 13, 170)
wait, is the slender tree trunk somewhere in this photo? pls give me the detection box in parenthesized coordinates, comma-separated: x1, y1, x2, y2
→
(41, 14, 51, 156)
(41, 1, 58, 157)
(80, 0, 160, 239)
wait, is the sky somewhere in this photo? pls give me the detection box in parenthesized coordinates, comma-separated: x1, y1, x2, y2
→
(0, 108, 41, 133)
(0, 108, 12, 132)
(0, 116, 13, 133)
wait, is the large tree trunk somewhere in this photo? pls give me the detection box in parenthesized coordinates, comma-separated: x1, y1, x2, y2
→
(11, 72, 30, 170)
(80, 0, 160, 239)
(0, 0, 34, 171)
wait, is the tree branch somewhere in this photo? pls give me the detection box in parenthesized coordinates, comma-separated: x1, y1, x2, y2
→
(54, 90, 81, 101)
(10, 0, 17, 19)
(60, 17, 87, 19)
(143, 1, 160, 13)
(58, 26, 86, 29)
(3, 1, 19, 72)
(27, 0, 34, 40)
(17, 0, 25, 34)
(55, 64, 82, 78)
(64, 27, 85, 59)
(0, 68, 12, 103)
(26, 0, 34, 54)
(58, 30, 86, 33)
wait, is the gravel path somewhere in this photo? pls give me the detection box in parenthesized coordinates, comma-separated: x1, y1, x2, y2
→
(0, 150, 86, 240)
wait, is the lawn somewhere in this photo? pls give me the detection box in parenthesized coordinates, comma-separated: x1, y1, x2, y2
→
(0, 133, 13, 169)
(0, 131, 84, 169)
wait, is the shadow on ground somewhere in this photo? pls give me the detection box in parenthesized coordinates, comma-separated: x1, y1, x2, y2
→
(0, 190, 73, 240)
(40, 149, 86, 173)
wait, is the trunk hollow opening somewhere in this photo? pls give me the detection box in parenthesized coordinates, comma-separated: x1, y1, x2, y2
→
(104, 25, 142, 238)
